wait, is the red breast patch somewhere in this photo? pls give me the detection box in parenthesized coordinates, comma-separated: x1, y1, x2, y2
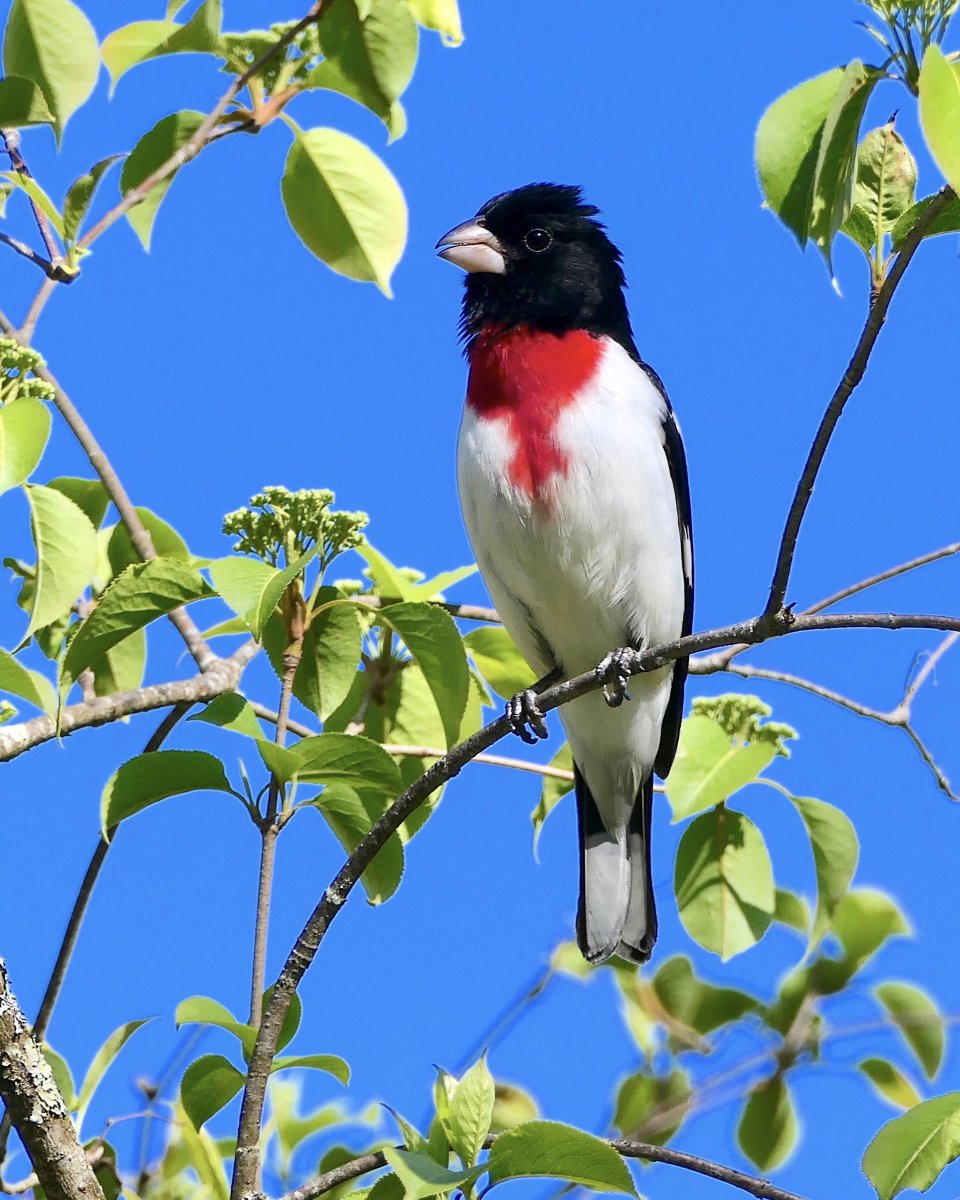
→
(467, 325, 603, 498)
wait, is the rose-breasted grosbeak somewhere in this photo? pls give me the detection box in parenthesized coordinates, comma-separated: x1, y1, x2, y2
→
(437, 183, 693, 964)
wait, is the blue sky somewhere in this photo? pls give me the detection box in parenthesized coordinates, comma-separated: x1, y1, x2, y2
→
(3, 1, 960, 1197)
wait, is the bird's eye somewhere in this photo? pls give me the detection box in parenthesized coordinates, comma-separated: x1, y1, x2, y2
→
(523, 228, 552, 253)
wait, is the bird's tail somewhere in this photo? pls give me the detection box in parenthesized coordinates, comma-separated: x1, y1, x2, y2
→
(575, 769, 657, 965)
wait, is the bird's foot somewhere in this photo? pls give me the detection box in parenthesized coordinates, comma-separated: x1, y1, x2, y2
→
(506, 689, 549, 745)
(595, 647, 642, 708)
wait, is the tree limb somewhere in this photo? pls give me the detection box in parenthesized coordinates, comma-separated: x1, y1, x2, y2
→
(0, 960, 104, 1200)
(762, 185, 956, 619)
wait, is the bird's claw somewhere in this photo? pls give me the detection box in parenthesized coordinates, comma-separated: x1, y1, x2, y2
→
(595, 647, 641, 708)
(506, 689, 549, 744)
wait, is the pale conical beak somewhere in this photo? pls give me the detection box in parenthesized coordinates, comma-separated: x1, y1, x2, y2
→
(435, 219, 506, 275)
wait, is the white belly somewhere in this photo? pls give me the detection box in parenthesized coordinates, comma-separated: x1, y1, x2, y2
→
(457, 338, 685, 827)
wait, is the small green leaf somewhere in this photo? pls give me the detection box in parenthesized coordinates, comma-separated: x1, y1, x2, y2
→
(385, 1107, 429, 1153)
(76, 1020, 150, 1129)
(175, 996, 256, 1060)
(409, 563, 477, 600)
(181, 1055, 244, 1130)
(0, 74, 53, 126)
(876, 983, 944, 1080)
(101, 749, 236, 833)
(487, 1120, 637, 1195)
(266, 987, 302, 1054)
(531, 743, 574, 859)
(263, 594, 362, 721)
(674, 807, 775, 959)
(174, 1100, 229, 1200)
(3, 0, 99, 137)
(860, 1058, 922, 1110)
(920, 45, 960, 196)
(0, 395, 51, 495)
(311, 783, 404, 904)
(863, 1091, 960, 1200)
(257, 738, 304, 786)
(490, 1083, 539, 1134)
(0, 648, 56, 716)
(101, 0, 221, 90)
(652, 955, 757, 1040)
(281, 126, 407, 295)
(383, 1149, 482, 1200)
(772, 888, 810, 934)
(613, 1068, 690, 1145)
(62, 558, 209, 687)
(891, 192, 960, 250)
(188, 694, 264, 740)
(90, 626, 147, 697)
(106, 507, 193, 575)
(666, 715, 775, 821)
(252, 546, 316, 641)
(464, 625, 537, 700)
(62, 155, 124, 245)
(448, 1055, 495, 1167)
(270, 1054, 350, 1084)
(787, 793, 858, 944)
(45, 476, 109, 528)
(293, 732, 404, 795)
(208, 555, 275, 629)
(834, 888, 910, 967)
(42, 1044, 77, 1110)
(378, 602, 469, 746)
(21, 483, 97, 643)
(356, 542, 419, 600)
(737, 1076, 797, 1172)
(404, 0, 462, 45)
(842, 124, 917, 253)
(120, 110, 205, 250)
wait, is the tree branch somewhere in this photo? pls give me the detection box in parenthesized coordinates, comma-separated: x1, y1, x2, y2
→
(763, 185, 956, 619)
(0, 130, 63, 271)
(276, 1135, 806, 1200)
(0, 642, 256, 763)
(0, 960, 104, 1200)
(229, 605, 960, 1198)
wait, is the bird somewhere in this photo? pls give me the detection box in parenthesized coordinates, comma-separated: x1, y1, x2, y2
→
(436, 183, 693, 964)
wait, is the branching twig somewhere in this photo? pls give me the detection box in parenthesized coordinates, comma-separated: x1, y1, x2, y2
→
(229, 604, 960, 1198)
(804, 541, 960, 616)
(763, 185, 956, 619)
(0, 130, 63, 270)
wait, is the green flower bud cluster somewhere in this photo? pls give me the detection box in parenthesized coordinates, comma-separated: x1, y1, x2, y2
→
(693, 693, 798, 757)
(0, 338, 56, 405)
(222, 486, 369, 573)
(221, 20, 323, 94)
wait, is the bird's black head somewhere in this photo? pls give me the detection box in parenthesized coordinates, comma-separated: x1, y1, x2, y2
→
(436, 183, 636, 354)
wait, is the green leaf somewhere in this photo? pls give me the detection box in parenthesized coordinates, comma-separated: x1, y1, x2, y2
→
(0, 648, 56, 715)
(266, 986, 302, 1054)
(62, 559, 209, 687)
(807, 60, 879, 269)
(860, 1058, 922, 1110)
(756, 67, 846, 245)
(101, 749, 236, 833)
(309, 0, 418, 138)
(181, 1055, 244, 1131)
(404, 0, 462, 45)
(385, 1107, 429, 1153)
(863, 1091, 960, 1200)
(252, 546, 317, 641)
(291, 595, 363, 720)
(175, 996, 256, 1060)
(270, 1054, 350, 1084)
(490, 1083, 539, 1134)
(464, 625, 537, 700)
(891, 192, 960, 250)
(174, 1100, 229, 1200)
(772, 888, 810, 934)
(842, 124, 917, 253)
(101, 0, 222, 90)
(834, 888, 910, 967)
(613, 1068, 690, 1145)
(90, 626, 147, 696)
(666, 715, 775, 821)
(652, 955, 757, 1040)
(281, 126, 407, 296)
(42, 1044, 77, 1110)
(737, 1076, 797, 1172)
(3, 0, 99, 138)
(383, 1149, 483, 1200)
(293, 732, 404, 795)
(311, 783, 404, 904)
(208, 556, 275, 629)
(448, 1055, 495, 1167)
(787, 793, 858, 943)
(257, 738, 304, 786)
(379, 602, 469, 747)
(356, 542, 420, 600)
(876, 983, 944, 1080)
(45, 476, 109, 529)
(63, 155, 124, 245)
(0, 396, 51, 495)
(0, 74, 53, 126)
(0, 170, 64, 236)
(920, 45, 960, 196)
(76, 1019, 150, 1129)
(409, 563, 477, 600)
(487, 1120, 637, 1195)
(107, 507, 193, 575)
(531, 743, 574, 859)
(188, 694, 264, 740)
(21, 484, 97, 643)
(674, 807, 775, 959)
(120, 110, 205, 250)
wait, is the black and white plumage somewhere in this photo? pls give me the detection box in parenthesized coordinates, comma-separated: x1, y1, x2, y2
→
(437, 184, 693, 963)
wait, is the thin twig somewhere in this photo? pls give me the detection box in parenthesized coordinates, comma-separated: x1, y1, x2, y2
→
(1, 130, 62, 268)
(0, 230, 59, 277)
(763, 185, 956, 618)
(804, 541, 960, 616)
(229, 604, 960, 1197)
